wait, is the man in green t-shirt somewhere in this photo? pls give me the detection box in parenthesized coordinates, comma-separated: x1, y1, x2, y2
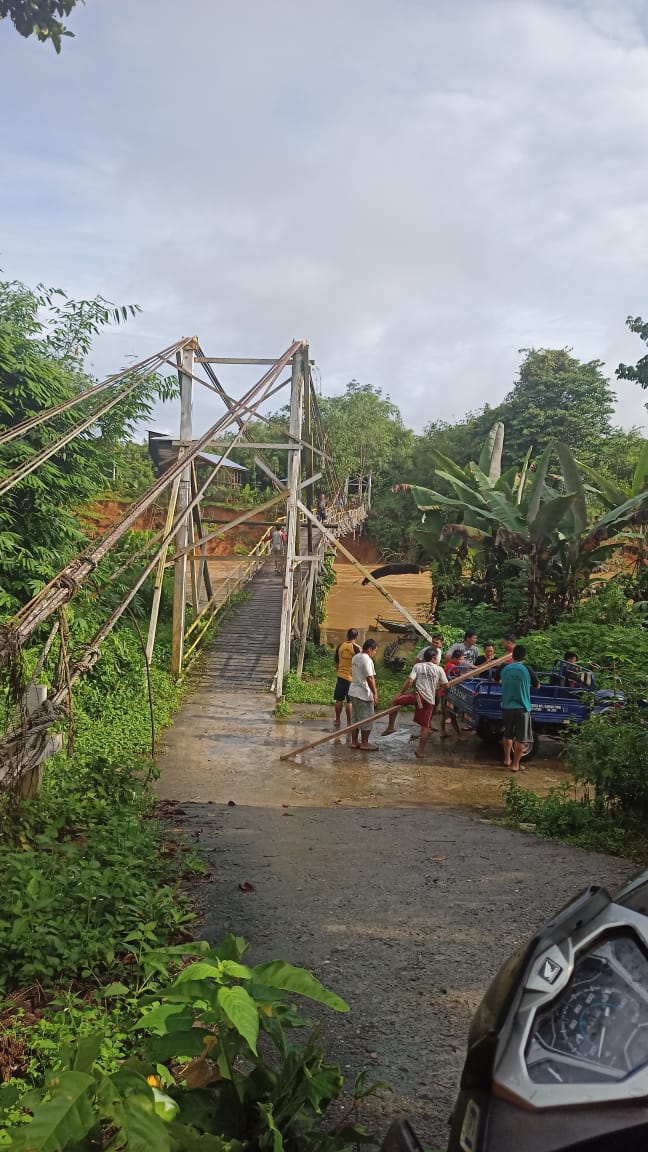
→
(499, 644, 540, 773)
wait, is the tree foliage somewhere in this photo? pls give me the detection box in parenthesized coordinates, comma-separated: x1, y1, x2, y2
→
(617, 315, 648, 403)
(0, 0, 83, 51)
(0, 278, 174, 612)
(406, 427, 648, 630)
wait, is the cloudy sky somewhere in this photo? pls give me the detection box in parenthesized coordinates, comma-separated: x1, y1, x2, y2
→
(2, 0, 648, 436)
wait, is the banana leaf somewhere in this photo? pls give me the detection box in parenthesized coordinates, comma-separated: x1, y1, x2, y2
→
(524, 443, 553, 524)
(632, 440, 648, 497)
(434, 470, 489, 506)
(408, 485, 491, 522)
(529, 493, 580, 543)
(478, 421, 504, 483)
(478, 485, 528, 536)
(426, 446, 472, 484)
(516, 447, 532, 506)
(575, 459, 625, 508)
(555, 442, 587, 536)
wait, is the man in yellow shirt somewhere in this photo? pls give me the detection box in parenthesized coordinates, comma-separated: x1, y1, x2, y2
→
(333, 628, 361, 734)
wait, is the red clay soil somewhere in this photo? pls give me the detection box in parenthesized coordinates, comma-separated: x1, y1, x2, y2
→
(82, 500, 383, 560)
(81, 500, 271, 556)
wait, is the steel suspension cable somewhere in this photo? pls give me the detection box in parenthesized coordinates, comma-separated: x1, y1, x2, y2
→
(0, 341, 301, 659)
(0, 372, 154, 499)
(0, 339, 188, 446)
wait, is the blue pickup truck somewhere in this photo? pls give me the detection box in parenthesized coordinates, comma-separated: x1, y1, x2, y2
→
(445, 664, 623, 761)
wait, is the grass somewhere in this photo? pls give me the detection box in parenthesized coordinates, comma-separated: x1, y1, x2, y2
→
(285, 646, 412, 709)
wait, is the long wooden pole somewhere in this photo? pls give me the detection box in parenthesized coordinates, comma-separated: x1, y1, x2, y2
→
(145, 473, 181, 662)
(296, 499, 432, 645)
(279, 653, 511, 760)
(171, 342, 195, 676)
(276, 347, 304, 697)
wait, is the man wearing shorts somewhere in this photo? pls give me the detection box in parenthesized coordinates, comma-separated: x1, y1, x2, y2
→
(381, 647, 448, 757)
(348, 638, 379, 751)
(333, 627, 361, 734)
(500, 644, 540, 772)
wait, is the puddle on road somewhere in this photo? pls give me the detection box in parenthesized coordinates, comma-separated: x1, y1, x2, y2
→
(156, 691, 570, 812)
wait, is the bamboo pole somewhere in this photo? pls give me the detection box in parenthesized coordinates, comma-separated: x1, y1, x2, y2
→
(296, 499, 432, 645)
(145, 473, 181, 662)
(276, 347, 304, 698)
(279, 653, 511, 760)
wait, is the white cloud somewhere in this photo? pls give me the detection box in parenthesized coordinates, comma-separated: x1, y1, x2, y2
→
(1, 0, 647, 436)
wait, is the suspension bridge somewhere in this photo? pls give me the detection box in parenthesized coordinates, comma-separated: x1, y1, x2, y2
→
(0, 337, 432, 796)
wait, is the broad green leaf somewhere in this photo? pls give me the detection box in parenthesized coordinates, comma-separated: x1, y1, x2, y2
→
(586, 489, 648, 536)
(119, 1091, 173, 1151)
(71, 1034, 103, 1074)
(145, 1028, 211, 1062)
(408, 485, 491, 522)
(479, 486, 527, 536)
(555, 442, 587, 535)
(7, 1071, 95, 1151)
(529, 493, 579, 543)
(102, 981, 130, 997)
(426, 445, 472, 484)
(515, 446, 532, 506)
(525, 443, 554, 524)
(219, 960, 252, 980)
(217, 985, 259, 1053)
(435, 469, 489, 505)
(250, 961, 349, 1012)
(171, 961, 221, 986)
(209, 933, 248, 962)
(632, 440, 648, 496)
(477, 421, 504, 483)
(575, 458, 625, 507)
(134, 1003, 194, 1034)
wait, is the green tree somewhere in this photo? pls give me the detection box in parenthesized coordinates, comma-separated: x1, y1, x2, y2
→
(617, 315, 648, 403)
(405, 429, 648, 630)
(0, 0, 82, 50)
(0, 278, 173, 612)
(319, 382, 414, 553)
(498, 348, 616, 465)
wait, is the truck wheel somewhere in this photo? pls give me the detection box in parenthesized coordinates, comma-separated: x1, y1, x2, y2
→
(476, 720, 502, 745)
(520, 733, 540, 762)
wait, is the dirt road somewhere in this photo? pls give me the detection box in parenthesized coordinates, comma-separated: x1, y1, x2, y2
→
(156, 693, 630, 1149)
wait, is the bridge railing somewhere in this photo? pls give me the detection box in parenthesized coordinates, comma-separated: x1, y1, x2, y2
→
(183, 536, 271, 663)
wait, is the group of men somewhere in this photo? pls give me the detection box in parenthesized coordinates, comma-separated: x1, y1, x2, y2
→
(333, 626, 544, 772)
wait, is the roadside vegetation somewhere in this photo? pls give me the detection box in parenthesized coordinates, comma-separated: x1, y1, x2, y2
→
(0, 277, 383, 1150)
(2, 270, 648, 1144)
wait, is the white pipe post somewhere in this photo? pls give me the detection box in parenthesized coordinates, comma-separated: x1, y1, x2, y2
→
(171, 338, 196, 677)
(276, 345, 304, 697)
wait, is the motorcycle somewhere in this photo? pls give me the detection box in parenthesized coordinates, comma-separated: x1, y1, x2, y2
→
(383, 871, 648, 1151)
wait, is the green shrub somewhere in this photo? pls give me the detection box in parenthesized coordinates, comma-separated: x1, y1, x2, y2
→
(0, 936, 384, 1152)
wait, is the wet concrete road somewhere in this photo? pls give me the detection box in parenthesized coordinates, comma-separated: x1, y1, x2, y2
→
(156, 691, 631, 1148)
(155, 688, 572, 811)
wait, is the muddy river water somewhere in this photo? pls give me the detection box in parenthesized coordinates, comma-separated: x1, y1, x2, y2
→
(322, 561, 433, 647)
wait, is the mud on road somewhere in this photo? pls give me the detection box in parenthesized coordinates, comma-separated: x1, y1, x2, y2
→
(156, 694, 630, 1149)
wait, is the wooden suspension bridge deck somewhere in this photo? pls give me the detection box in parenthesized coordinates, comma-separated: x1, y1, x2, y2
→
(202, 565, 284, 690)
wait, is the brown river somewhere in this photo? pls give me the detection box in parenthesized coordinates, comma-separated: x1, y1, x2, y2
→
(321, 560, 433, 647)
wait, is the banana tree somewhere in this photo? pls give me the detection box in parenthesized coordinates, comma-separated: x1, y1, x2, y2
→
(578, 439, 648, 575)
(404, 428, 648, 629)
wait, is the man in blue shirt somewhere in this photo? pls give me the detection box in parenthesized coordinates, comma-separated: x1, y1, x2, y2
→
(500, 644, 540, 773)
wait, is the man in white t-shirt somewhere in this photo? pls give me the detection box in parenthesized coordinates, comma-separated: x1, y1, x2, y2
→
(381, 647, 448, 758)
(415, 631, 444, 664)
(348, 638, 379, 751)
